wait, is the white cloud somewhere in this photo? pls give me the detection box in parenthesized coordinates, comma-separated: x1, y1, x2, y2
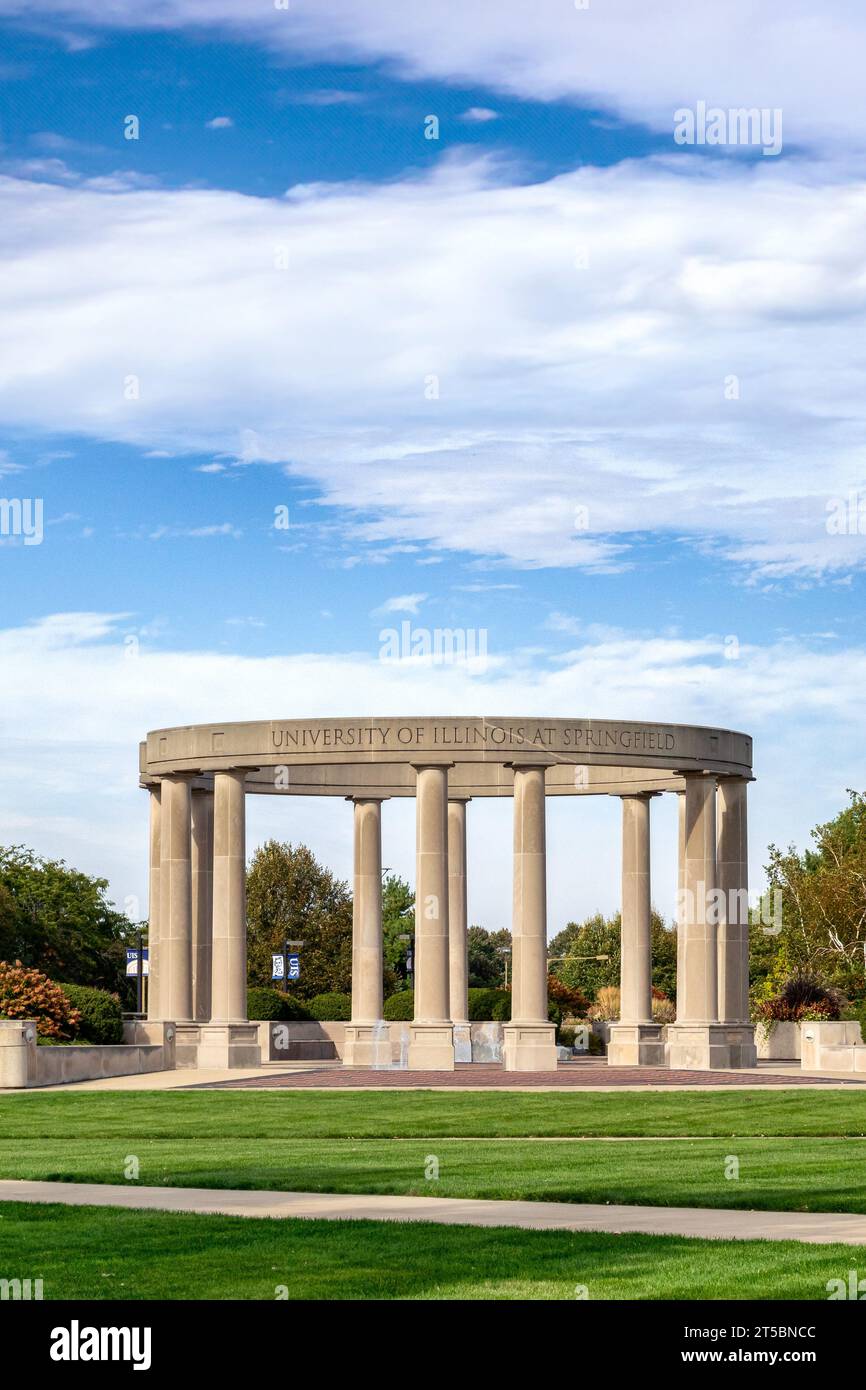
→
(283, 89, 366, 107)
(373, 592, 428, 616)
(1, 1, 865, 152)
(460, 107, 499, 123)
(1, 158, 866, 575)
(205, 116, 234, 129)
(147, 522, 242, 539)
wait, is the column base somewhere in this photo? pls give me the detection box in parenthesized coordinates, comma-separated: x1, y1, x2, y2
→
(176, 1022, 261, 1070)
(452, 1021, 472, 1063)
(607, 1022, 666, 1067)
(665, 1022, 757, 1071)
(502, 1022, 558, 1072)
(343, 1021, 392, 1068)
(408, 1023, 455, 1070)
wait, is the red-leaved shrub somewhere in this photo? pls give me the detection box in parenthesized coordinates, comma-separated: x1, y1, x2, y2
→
(0, 960, 81, 1039)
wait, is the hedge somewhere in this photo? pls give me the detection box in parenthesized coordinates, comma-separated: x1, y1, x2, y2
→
(247, 986, 311, 1022)
(61, 983, 124, 1045)
(383, 989, 414, 1021)
(307, 991, 352, 1021)
(467, 987, 511, 1021)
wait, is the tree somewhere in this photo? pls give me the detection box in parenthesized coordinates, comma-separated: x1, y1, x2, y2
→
(246, 840, 353, 999)
(467, 925, 512, 987)
(548, 909, 676, 1001)
(757, 790, 866, 997)
(382, 873, 415, 990)
(0, 845, 135, 992)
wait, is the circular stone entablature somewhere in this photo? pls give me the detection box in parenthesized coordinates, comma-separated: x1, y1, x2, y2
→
(140, 718, 752, 797)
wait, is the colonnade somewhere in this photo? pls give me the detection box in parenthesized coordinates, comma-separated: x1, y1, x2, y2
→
(147, 771, 249, 1028)
(145, 763, 756, 1072)
(609, 773, 755, 1069)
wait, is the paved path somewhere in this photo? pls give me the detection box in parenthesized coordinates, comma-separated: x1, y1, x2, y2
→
(2, 1180, 865, 1245)
(196, 1060, 866, 1089)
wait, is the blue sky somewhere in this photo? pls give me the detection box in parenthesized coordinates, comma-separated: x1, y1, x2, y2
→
(1, 1, 866, 935)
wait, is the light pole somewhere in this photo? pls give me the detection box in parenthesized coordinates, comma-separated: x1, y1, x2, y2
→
(497, 945, 511, 990)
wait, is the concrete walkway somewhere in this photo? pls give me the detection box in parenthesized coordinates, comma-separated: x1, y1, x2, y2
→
(2, 1179, 865, 1245)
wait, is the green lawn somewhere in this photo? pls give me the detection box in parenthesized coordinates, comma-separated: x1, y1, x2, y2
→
(0, 1201, 856, 1300)
(3, 1087, 866, 1137)
(2, 1136, 866, 1213)
(1, 1089, 865, 1213)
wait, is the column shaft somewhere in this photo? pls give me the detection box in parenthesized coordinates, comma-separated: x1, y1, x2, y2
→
(158, 775, 193, 1022)
(408, 765, 454, 1069)
(676, 788, 686, 1011)
(146, 785, 161, 1020)
(676, 774, 719, 1024)
(351, 799, 384, 1023)
(413, 766, 450, 1022)
(717, 778, 750, 1023)
(447, 799, 469, 1025)
(511, 766, 549, 1022)
(503, 765, 557, 1071)
(619, 794, 653, 1024)
(191, 789, 214, 1023)
(211, 770, 248, 1024)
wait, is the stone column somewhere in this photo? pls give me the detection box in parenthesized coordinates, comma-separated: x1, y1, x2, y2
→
(717, 777, 757, 1066)
(158, 774, 193, 1022)
(675, 787, 686, 1011)
(608, 793, 665, 1066)
(146, 784, 161, 1020)
(210, 770, 248, 1024)
(667, 772, 732, 1069)
(191, 787, 214, 1023)
(344, 797, 390, 1067)
(448, 797, 472, 1062)
(503, 764, 557, 1071)
(408, 764, 455, 1070)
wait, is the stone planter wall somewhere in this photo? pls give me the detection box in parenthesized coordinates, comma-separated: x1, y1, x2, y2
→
(0, 1019, 176, 1089)
(255, 1018, 510, 1064)
(755, 1020, 802, 1060)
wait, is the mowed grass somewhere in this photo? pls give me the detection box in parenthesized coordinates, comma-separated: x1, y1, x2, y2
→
(3, 1087, 866, 1138)
(0, 1201, 856, 1301)
(1, 1089, 865, 1213)
(3, 1136, 866, 1213)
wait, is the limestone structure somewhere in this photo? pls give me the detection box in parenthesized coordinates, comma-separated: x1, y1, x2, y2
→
(140, 717, 757, 1071)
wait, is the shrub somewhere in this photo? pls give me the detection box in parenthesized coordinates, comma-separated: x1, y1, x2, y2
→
(548, 974, 590, 1016)
(652, 997, 676, 1024)
(307, 991, 352, 1021)
(0, 960, 80, 1039)
(246, 986, 311, 1021)
(558, 1025, 576, 1049)
(756, 971, 843, 1025)
(383, 989, 414, 1021)
(61, 983, 123, 1044)
(491, 992, 511, 1022)
(588, 984, 621, 1021)
(780, 971, 843, 1018)
(842, 996, 866, 1040)
(468, 987, 510, 1021)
